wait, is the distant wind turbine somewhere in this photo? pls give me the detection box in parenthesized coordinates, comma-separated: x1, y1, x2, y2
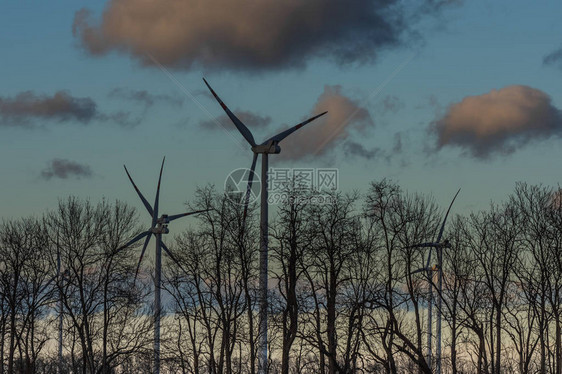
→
(409, 188, 460, 374)
(119, 157, 207, 374)
(203, 78, 327, 374)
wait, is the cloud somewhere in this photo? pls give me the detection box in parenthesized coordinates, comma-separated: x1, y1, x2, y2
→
(199, 110, 271, 130)
(278, 85, 374, 160)
(41, 159, 93, 180)
(431, 85, 562, 158)
(382, 95, 405, 114)
(97, 111, 141, 128)
(0, 91, 140, 128)
(0, 91, 96, 127)
(72, 0, 450, 71)
(343, 141, 382, 160)
(108, 88, 183, 109)
(343, 132, 403, 162)
(544, 47, 562, 69)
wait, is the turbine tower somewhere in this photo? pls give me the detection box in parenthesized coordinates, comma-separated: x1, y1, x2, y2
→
(410, 188, 460, 374)
(203, 78, 327, 374)
(119, 157, 207, 374)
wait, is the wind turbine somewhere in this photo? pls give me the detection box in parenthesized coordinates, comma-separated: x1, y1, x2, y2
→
(119, 157, 207, 374)
(410, 188, 460, 374)
(203, 78, 327, 374)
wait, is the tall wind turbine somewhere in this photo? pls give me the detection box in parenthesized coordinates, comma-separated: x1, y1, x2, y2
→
(410, 188, 460, 374)
(203, 78, 327, 374)
(119, 157, 207, 374)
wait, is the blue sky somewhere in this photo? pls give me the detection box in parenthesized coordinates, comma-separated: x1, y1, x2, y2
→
(2, 0, 562, 224)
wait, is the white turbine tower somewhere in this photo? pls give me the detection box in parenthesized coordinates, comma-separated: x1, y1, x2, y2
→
(410, 188, 460, 374)
(119, 157, 207, 374)
(203, 78, 327, 374)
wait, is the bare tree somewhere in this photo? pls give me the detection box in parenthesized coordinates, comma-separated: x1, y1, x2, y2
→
(164, 186, 259, 374)
(45, 197, 151, 374)
(269, 186, 315, 374)
(0, 218, 54, 374)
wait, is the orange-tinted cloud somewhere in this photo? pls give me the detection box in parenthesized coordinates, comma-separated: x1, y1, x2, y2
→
(432, 85, 562, 158)
(73, 0, 444, 71)
(278, 85, 373, 160)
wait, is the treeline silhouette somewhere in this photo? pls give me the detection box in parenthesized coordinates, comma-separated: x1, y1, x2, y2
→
(1, 180, 561, 374)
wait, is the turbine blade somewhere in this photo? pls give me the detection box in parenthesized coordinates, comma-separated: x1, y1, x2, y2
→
(152, 157, 165, 228)
(134, 232, 153, 282)
(203, 78, 256, 147)
(124, 165, 154, 217)
(264, 111, 328, 144)
(435, 188, 461, 243)
(118, 230, 151, 252)
(161, 241, 190, 277)
(168, 209, 210, 222)
(242, 153, 259, 229)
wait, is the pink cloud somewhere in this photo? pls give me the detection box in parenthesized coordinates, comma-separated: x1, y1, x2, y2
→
(432, 85, 562, 158)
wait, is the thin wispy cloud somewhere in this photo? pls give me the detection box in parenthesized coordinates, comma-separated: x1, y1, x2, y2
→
(343, 132, 404, 162)
(72, 0, 452, 72)
(108, 88, 183, 110)
(379, 95, 405, 115)
(97, 111, 141, 128)
(199, 110, 271, 131)
(430, 85, 562, 158)
(343, 141, 382, 160)
(544, 46, 562, 69)
(41, 159, 93, 180)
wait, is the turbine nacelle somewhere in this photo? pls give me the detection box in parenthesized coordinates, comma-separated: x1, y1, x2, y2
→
(252, 141, 281, 154)
(150, 225, 169, 235)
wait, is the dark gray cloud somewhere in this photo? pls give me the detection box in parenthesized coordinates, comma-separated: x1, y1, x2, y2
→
(544, 47, 562, 69)
(41, 159, 93, 180)
(72, 0, 453, 71)
(0, 90, 140, 128)
(0, 91, 96, 127)
(108, 88, 183, 109)
(431, 85, 562, 159)
(200, 110, 272, 130)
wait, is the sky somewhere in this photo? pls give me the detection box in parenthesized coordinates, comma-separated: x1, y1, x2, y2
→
(2, 0, 562, 227)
